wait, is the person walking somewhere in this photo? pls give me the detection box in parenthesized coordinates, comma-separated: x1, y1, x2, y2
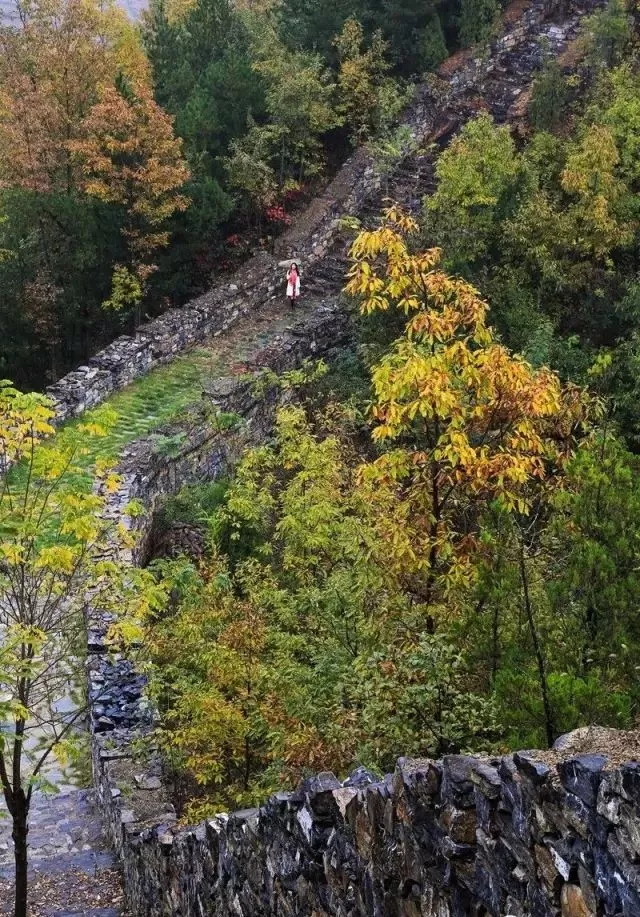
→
(286, 262, 300, 307)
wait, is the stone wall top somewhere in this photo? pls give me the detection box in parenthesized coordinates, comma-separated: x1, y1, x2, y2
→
(92, 721, 640, 916)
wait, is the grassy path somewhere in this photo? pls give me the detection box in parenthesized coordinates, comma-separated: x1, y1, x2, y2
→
(51, 299, 300, 475)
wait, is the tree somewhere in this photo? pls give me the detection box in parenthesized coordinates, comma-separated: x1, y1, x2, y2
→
(147, 554, 274, 812)
(146, 404, 387, 809)
(253, 31, 342, 186)
(550, 428, 640, 679)
(142, 0, 267, 269)
(334, 17, 403, 145)
(347, 206, 586, 624)
(457, 0, 499, 48)
(145, 393, 506, 806)
(529, 56, 569, 133)
(0, 0, 148, 194)
(353, 633, 499, 766)
(369, 0, 446, 75)
(0, 382, 163, 917)
(424, 113, 521, 272)
(584, 0, 632, 69)
(225, 120, 278, 231)
(590, 63, 640, 186)
(560, 123, 633, 259)
(0, 0, 160, 383)
(275, 0, 365, 63)
(71, 80, 191, 321)
(421, 8, 448, 71)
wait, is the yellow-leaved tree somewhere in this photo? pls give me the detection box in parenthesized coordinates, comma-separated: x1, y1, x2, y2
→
(70, 79, 190, 321)
(0, 383, 165, 917)
(347, 208, 589, 740)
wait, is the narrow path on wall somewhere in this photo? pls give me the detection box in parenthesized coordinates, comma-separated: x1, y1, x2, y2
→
(38, 296, 323, 493)
(0, 790, 126, 916)
(0, 8, 593, 914)
(42, 5, 586, 488)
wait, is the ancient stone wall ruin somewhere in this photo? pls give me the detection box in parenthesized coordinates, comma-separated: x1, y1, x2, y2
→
(92, 732, 640, 917)
(46, 0, 565, 426)
(75, 2, 637, 914)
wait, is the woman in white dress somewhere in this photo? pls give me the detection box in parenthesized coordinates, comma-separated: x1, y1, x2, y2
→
(286, 262, 301, 307)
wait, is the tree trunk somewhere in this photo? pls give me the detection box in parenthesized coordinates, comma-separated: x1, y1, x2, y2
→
(519, 541, 554, 747)
(12, 791, 29, 917)
(491, 603, 500, 682)
(280, 137, 286, 188)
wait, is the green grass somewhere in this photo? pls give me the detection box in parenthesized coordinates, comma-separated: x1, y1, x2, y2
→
(7, 347, 224, 496)
(55, 347, 224, 471)
(9, 306, 297, 496)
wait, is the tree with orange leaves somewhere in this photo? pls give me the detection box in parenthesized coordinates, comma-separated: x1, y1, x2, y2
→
(71, 79, 190, 319)
(0, 0, 165, 373)
(347, 206, 588, 611)
(0, 0, 150, 194)
(346, 207, 591, 745)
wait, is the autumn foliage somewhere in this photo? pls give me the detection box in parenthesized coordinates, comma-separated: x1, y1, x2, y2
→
(144, 210, 594, 811)
(347, 207, 589, 604)
(71, 81, 190, 310)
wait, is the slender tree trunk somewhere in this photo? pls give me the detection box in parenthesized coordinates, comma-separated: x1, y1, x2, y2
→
(491, 603, 500, 682)
(423, 461, 441, 634)
(12, 791, 28, 917)
(518, 541, 554, 747)
(280, 137, 286, 188)
(243, 735, 251, 792)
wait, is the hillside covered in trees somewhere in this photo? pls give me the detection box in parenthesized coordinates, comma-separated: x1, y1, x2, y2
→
(3, 0, 640, 909)
(137, 0, 640, 815)
(0, 0, 499, 388)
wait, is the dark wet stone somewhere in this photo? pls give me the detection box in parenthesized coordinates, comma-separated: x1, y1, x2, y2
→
(442, 756, 478, 807)
(513, 752, 551, 785)
(558, 755, 608, 807)
(344, 766, 378, 788)
(471, 762, 502, 799)
(620, 762, 640, 806)
(594, 847, 621, 914)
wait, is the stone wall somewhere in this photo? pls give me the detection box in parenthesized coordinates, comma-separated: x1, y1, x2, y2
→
(437, 0, 560, 90)
(92, 727, 640, 917)
(46, 0, 578, 425)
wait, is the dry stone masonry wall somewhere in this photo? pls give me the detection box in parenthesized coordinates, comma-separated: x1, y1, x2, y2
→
(92, 734, 640, 917)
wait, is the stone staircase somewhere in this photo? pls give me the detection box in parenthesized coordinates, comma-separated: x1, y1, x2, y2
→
(0, 790, 125, 916)
(297, 8, 585, 309)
